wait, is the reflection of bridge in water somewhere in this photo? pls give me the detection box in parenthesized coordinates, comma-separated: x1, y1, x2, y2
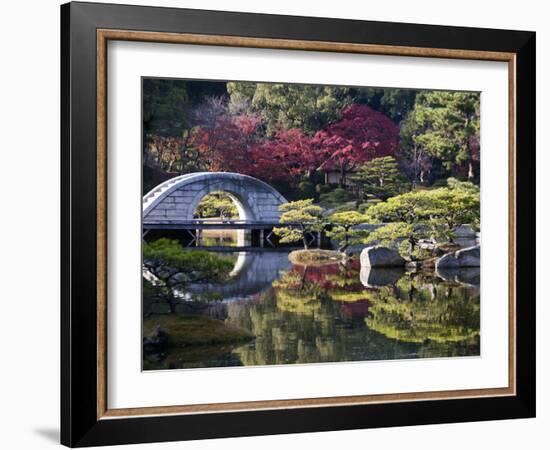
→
(187, 251, 292, 301)
(144, 250, 292, 315)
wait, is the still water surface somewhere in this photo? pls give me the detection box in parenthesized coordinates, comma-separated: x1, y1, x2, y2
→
(143, 249, 480, 370)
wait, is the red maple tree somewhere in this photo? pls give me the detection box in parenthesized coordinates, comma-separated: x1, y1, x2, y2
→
(312, 104, 399, 185)
(187, 103, 399, 187)
(193, 113, 263, 173)
(195, 117, 324, 185)
(248, 128, 324, 185)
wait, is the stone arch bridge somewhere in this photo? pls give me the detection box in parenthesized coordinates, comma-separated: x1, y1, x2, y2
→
(143, 172, 287, 224)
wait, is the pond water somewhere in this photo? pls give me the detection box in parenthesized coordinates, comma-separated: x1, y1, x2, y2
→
(143, 249, 480, 370)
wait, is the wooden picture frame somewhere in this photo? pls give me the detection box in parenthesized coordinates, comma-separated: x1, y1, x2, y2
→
(61, 1, 535, 447)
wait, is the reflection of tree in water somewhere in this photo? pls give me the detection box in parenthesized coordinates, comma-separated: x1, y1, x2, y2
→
(366, 275, 480, 344)
(226, 290, 360, 366)
(276, 261, 371, 306)
(143, 249, 481, 368)
(225, 261, 480, 366)
(272, 271, 325, 315)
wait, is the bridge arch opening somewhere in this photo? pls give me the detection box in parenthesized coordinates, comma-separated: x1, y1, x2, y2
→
(193, 191, 239, 220)
(192, 190, 254, 221)
(192, 190, 252, 246)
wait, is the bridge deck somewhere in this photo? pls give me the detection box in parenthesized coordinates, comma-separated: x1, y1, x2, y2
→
(143, 220, 300, 230)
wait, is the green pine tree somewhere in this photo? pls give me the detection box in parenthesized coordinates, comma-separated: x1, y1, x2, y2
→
(349, 156, 408, 203)
(326, 211, 368, 251)
(400, 91, 480, 181)
(273, 199, 324, 249)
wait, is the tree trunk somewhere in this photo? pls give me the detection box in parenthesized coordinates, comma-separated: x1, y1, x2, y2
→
(301, 265, 309, 288)
(408, 234, 417, 261)
(468, 161, 474, 180)
(342, 228, 349, 252)
(168, 294, 177, 314)
(339, 166, 346, 187)
(303, 233, 309, 250)
(354, 187, 362, 209)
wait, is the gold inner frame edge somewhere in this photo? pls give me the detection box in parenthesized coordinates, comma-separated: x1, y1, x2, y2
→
(95, 28, 517, 420)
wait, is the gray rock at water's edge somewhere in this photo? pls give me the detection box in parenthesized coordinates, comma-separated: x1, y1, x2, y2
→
(340, 243, 368, 257)
(360, 246, 405, 268)
(453, 224, 476, 237)
(143, 325, 170, 347)
(454, 237, 478, 249)
(452, 225, 479, 248)
(435, 245, 480, 269)
(360, 267, 404, 288)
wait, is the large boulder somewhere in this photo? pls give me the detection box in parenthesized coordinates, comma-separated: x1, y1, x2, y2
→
(360, 246, 405, 268)
(435, 245, 480, 269)
(453, 224, 476, 238)
(452, 224, 478, 248)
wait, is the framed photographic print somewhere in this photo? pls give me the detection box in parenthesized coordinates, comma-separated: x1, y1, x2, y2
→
(61, 1, 536, 447)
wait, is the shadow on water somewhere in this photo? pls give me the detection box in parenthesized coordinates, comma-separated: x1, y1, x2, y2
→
(143, 247, 480, 370)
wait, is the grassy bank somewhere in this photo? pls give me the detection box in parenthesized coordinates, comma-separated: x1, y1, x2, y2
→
(143, 314, 253, 347)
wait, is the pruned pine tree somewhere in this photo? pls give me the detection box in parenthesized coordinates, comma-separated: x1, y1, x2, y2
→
(273, 199, 324, 249)
(349, 156, 408, 203)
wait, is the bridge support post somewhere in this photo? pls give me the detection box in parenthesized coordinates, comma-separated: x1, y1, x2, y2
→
(259, 229, 265, 248)
(317, 231, 322, 248)
(236, 230, 252, 247)
(185, 229, 196, 247)
(196, 229, 203, 247)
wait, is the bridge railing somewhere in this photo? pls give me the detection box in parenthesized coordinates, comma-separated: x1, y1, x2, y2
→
(142, 172, 210, 206)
